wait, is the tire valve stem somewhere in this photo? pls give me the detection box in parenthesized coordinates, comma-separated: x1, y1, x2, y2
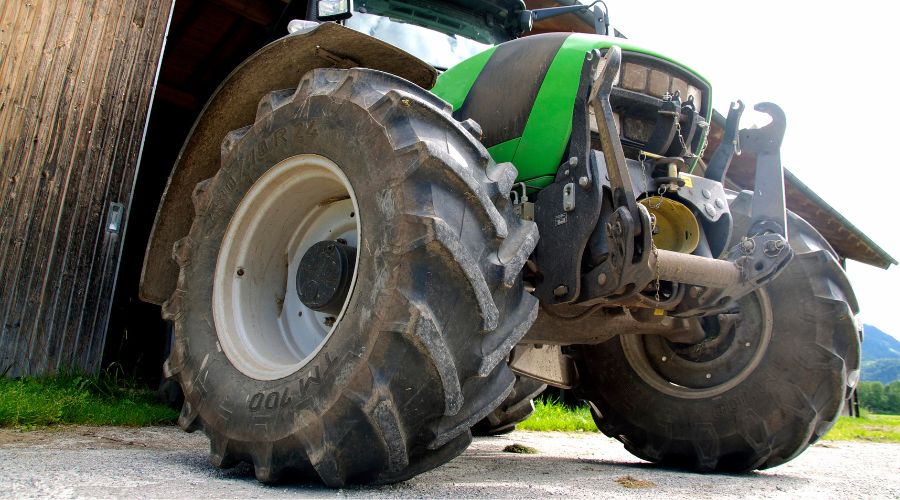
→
(236, 267, 245, 277)
(324, 316, 336, 327)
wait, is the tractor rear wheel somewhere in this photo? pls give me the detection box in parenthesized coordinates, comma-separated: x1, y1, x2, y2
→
(162, 68, 538, 486)
(574, 211, 860, 472)
(472, 375, 546, 435)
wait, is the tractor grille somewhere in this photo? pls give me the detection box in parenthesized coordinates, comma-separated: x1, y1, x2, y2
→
(609, 53, 710, 156)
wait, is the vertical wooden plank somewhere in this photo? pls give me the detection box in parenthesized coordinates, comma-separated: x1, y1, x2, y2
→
(0, 0, 174, 376)
(56, 0, 142, 371)
(82, 0, 171, 371)
(24, 0, 123, 373)
(0, 0, 79, 373)
(9, 0, 102, 374)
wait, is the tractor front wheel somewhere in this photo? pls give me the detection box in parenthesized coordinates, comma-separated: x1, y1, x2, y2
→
(162, 68, 538, 486)
(574, 212, 860, 472)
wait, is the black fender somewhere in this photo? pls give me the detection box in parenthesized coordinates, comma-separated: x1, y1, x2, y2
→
(140, 22, 436, 304)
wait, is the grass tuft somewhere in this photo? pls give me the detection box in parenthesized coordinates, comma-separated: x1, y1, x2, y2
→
(0, 373, 178, 428)
(518, 398, 598, 432)
(503, 443, 538, 454)
(615, 475, 655, 489)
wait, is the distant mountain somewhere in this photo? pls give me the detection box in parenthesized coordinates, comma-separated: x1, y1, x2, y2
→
(861, 359, 900, 384)
(862, 325, 900, 361)
(861, 325, 900, 384)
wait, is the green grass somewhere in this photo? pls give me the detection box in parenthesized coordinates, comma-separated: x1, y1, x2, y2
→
(0, 374, 178, 428)
(823, 411, 900, 443)
(518, 398, 598, 432)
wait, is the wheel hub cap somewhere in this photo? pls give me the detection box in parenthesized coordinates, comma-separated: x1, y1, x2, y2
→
(297, 240, 357, 315)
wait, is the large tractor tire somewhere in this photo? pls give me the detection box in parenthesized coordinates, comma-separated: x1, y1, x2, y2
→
(162, 68, 539, 486)
(574, 211, 860, 472)
(472, 375, 546, 436)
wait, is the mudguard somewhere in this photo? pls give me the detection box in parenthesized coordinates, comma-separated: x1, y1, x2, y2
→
(140, 22, 436, 305)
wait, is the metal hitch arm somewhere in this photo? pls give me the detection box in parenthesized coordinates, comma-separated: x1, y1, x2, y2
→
(740, 102, 789, 237)
(589, 46, 641, 222)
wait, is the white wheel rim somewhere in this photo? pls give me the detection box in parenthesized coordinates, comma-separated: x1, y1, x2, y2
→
(213, 154, 360, 381)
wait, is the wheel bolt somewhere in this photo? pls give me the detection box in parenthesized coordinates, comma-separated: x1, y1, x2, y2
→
(236, 268, 245, 277)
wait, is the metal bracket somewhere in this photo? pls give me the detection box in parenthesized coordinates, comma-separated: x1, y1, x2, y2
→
(532, 51, 607, 304)
(509, 344, 577, 389)
(106, 202, 124, 233)
(705, 100, 745, 182)
(646, 94, 681, 155)
(581, 203, 655, 304)
(672, 232, 793, 317)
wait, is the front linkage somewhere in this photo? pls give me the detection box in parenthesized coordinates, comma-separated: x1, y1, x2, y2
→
(532, 46, 793, 317)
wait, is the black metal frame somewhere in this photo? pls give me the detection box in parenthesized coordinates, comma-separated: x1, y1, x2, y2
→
(530, 47, 795, 318)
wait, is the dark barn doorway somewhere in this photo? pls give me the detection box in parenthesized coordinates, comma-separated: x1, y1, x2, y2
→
(105, 0, 310, 382)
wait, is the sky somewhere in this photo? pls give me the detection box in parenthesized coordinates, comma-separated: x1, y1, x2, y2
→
(603, 0, 900, 339)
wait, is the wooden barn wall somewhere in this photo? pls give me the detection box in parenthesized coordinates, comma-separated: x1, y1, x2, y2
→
(0, 0, 173, 376)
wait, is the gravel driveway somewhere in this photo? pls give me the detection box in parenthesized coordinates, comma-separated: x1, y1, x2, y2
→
(1, 426, 898, 498)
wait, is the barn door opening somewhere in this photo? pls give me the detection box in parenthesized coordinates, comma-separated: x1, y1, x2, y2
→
(106, 0, 310, 382)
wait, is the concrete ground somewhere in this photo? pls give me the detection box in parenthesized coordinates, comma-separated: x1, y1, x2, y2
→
(0, 426, 898, 498)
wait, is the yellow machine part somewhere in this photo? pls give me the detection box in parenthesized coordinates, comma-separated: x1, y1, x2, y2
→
(639, 196, 700, 253)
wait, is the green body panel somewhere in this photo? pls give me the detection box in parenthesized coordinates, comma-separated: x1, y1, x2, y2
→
(431, 33, 713, 186)
(430, 46, 496, 109)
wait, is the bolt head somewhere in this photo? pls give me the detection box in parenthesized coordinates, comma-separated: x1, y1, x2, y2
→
(553, 285, 569, 297)
(597, 273, 608, 286)
(704, 203, 716, 217)
(715, 198, 725, 208)
(568, 156, 578, 166)
(701, 189, 712, 199)
(578, 176, 589, 187)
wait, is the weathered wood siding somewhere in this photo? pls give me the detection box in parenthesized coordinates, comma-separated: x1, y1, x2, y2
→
(0, 0, 173, 376)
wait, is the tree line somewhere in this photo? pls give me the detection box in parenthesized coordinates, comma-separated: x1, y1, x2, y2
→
(858, 381, 900, 414)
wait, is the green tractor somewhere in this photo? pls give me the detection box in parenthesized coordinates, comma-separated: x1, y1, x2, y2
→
(140, 0, 859, 485)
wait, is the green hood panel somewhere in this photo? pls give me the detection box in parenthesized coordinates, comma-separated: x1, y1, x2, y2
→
(431, 33, 711, 185)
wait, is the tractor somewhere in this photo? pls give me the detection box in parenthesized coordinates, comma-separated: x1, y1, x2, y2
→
(139, 0, 860, 485)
